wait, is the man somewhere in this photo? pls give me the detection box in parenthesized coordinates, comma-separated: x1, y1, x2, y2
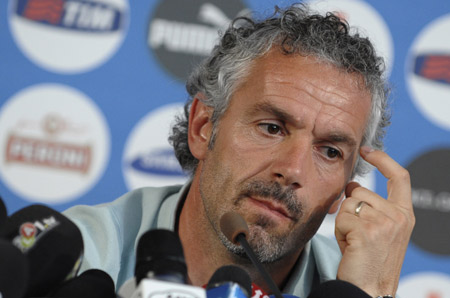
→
(65, 4, 415, 298)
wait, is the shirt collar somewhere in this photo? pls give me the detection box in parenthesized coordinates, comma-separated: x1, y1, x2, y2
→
(157, 180, 191, 230)
(282, 241, 317, 297)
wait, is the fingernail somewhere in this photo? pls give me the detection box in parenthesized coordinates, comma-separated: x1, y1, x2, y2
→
(360, 146, 374, 155)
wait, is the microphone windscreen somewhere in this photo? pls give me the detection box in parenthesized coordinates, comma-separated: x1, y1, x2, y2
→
(207, 265, 252, 297)
(2, 204, 83, 297)
(48, 269, 115, 298)
(220, 212, 249, 244)
(308, 280, 371, 298)
(0, 239, 29, 298)
(135, 229, 187, 285)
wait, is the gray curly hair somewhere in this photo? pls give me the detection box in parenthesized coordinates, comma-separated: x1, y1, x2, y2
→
(169, 3, 390, 178)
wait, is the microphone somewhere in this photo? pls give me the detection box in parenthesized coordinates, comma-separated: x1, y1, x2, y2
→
(307, 280, 371, 298)
(206, 265, 252, 298)
(47, 269, 116, 298)
(220, 212, 283, 298)
(118, 229, 206, 298)
(1, 204, 83, 297)
(0, 239, 29, 298)
(135, 229, 187, 284)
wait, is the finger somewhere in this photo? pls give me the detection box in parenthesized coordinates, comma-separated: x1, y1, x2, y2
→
(340, 196, 370, 217)
(336, 204, 400, 252)
(345, 184, 384, 208)
(343, 184, 404, 222)
(360, 146, 412, 208)
(345, 181, 361, 198)
(345, 182, 384, 201)
(335, 211, 371, 247)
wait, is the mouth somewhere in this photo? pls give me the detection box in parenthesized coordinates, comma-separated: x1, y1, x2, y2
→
(247, 197, 294, 221)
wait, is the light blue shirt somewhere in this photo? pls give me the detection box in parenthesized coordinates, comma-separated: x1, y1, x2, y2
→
(64, 182, 342, 297)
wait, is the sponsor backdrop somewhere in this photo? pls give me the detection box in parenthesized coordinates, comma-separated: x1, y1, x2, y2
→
(0, 0, 449, 296)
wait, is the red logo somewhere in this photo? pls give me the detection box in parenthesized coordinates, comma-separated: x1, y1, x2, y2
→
(427, 291, 443, 298)
(414, 54, 450, 85)
(5, 134, 92, 173)
(4, 114, 92, 174)
(20, 222, 37, 239)
(23, 0, 64, 25)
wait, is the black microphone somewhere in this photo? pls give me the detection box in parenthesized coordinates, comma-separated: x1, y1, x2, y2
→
(206, 265, 252, 298)
(220, 212, 283, 298)
(307, 280, 371, 298)
(1, 204, 83, 297)
(135, 229, 187, 285)
(0, 239, 29, 298)
(47, 269, 116, 298)
(118, 229, 205, 298)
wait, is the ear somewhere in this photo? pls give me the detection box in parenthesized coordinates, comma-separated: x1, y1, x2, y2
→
(328, 192, 345, 214)
(188, 94, 213, 161)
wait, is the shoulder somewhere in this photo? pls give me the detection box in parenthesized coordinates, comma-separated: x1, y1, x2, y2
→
(64, 184, 183, 224)
(62, 184, 184, 284)
(63, 185, 184, 246)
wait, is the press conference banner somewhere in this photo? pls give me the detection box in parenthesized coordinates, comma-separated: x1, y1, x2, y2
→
(0, 0, 449, 297)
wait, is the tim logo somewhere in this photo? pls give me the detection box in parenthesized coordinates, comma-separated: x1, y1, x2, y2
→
(14, 0, 123, 32)
(413, 54, 450, 86)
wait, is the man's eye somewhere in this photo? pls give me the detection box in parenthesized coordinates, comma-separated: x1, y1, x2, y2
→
(267, 124, 281, 134)
(325, 147, 341, 159)
(260, 123, 282, 135)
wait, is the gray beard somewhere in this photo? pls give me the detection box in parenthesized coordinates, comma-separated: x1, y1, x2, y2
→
(218, 216, 287, 264)
(208, 180, 305, 263)
(218, 208, 329, 264)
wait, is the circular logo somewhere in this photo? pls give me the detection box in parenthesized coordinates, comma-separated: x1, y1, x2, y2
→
(20, 222, 36, 238)
(20, 222, 36, 248)
(8, 0, 129, 74)
(147, 0, 248, 82)
(306, 0, 394, 76)
(317, 171, 376, 238)
(123, 103, 188, 189)
(406, 14, 450, 131)
(406, 148, 450, 255)
(0, 84, 110, 204)
(398, 272, 450, 298)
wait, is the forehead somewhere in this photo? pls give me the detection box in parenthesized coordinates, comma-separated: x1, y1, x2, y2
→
(246, 49, 370, 104)
(227, 50, 372, 141)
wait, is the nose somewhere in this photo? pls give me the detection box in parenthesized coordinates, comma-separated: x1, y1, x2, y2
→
(271, 138, 310, 189)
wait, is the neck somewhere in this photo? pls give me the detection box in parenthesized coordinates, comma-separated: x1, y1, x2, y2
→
(177, 173, 302, 293)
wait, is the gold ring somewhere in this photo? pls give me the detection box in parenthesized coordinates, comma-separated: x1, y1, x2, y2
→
(355, 201, 367, 216)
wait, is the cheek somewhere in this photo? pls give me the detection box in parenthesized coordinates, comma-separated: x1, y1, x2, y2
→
(298, 205, 331, 238)
(303, 170, 346, 214)
(314, 163, 346, 193)
(214, 126, 273, 175)
(313, 149, 355, 195)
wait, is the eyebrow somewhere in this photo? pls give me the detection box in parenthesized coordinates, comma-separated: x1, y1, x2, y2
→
(324, 132, 357, 148)
(249, 101, 358, 148)
(249, 102, 298, 124)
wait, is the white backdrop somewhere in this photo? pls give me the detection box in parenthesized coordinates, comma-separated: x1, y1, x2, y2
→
(1, 0, 449, 296)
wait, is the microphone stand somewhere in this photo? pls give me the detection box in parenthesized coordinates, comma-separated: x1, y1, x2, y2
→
(235, 233, 284, 298)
